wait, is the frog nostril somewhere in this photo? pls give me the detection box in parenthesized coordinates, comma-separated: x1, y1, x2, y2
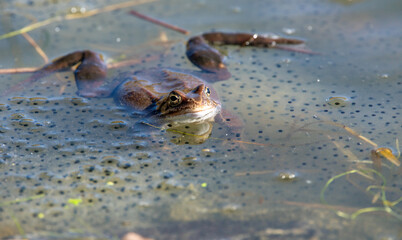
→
(192, 86, 200, 93)
(192, 84, 206, 94)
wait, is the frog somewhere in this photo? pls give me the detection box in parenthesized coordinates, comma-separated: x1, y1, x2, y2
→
(30, 32, 304, 135)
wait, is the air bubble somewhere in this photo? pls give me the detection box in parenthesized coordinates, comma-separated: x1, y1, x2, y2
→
(29, 97, 49, 105)
(231, 6, 242, 13)
(379, 73, 389, 79)
(101, 155, 121, 166)
(9, 97, 29, 105)
(10, 113, 26, 120)
(108, 120, 127, 130)
(326, 96, 350, 107)
(275, 171, 299, 182)
(0, 103, 10, 111)
(0, 126, 9, 133)
(282, 28, 296, 35)
(69, 6, 86, 14)
(26, 144, 47, 153)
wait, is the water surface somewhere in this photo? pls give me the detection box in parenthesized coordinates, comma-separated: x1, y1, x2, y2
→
(0, 0, 401, 239)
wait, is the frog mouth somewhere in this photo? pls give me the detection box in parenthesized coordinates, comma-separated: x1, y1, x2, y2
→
(164, 105, 221, 124)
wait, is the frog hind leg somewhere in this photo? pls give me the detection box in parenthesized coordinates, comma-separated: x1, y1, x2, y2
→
(186, 32, 304, 82)
(31, 50, 114, 98)
(186, 35, 230, 82)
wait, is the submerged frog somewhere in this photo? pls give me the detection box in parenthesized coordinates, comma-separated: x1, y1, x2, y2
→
(31, 32, 303, 133)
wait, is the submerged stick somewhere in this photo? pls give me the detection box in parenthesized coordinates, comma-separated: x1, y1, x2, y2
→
(0, 193, 45, 206)
(0, 16, 60, 41)
(283, 200, 359, 212)
(0, 67, 37, 74)
(294, 119, 400, 166)
(22, 33, 49, 63)
(129, 10, 189, 35)
(65, 0, 158, 20)
(0, 0, 158, 41)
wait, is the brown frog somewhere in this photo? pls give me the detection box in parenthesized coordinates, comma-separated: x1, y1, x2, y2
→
(30, 32, 303, 133)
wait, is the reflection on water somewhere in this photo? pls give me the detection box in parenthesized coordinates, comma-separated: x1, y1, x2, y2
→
(0, 0, 401, 239)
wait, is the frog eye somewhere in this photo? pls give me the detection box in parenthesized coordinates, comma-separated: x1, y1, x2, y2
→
(168, 93, 182, 106)
(205, 87, 211, 96)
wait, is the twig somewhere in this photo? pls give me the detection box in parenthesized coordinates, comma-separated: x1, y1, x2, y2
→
(65, 0, 158, 20)
(0, 193, 45, 206)
(0, 0, 158, 41)
(0, 67, 37, 74)
(328, 135, 375, 180)
(235, 170, 275, 176)
(22, 33, 49, 63)
(129, 10, 189, 35)
(283, 200, 359, 213)
(0, 16, 61, 40)
(235, 168, 319, 177)
(11, 213, 25, 236)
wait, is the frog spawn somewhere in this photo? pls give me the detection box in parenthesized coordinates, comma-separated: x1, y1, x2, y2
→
(4, 51, 402, 238)
(1, 13, 402, 240)
(0, 83, 249, 236)
(1, 43, 401, 239)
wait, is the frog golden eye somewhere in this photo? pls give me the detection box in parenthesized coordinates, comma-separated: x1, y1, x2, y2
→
(169, 94, 182, 106)
(205, 87, 211, 96)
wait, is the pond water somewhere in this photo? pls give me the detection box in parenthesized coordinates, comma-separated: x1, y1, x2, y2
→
(0, 0, 401, 239)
